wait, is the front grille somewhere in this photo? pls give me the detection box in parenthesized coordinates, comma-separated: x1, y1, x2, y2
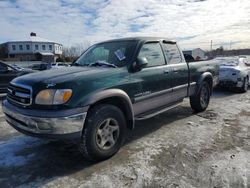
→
(7, 83, 32, 106)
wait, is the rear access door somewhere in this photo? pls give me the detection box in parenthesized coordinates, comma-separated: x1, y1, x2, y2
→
(161, 41, 189, 102)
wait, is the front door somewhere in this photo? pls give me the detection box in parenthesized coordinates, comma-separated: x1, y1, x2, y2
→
(130, 42, 173, 115)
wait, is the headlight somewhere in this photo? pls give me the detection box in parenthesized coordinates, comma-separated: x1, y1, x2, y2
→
(35, 89, 72, 105)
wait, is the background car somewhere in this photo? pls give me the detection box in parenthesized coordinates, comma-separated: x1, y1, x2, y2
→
(0, 61, 35, 93)
(218, 57, 250, 92)
(51, 62, 70, 69)
(29, 63, 51, 71)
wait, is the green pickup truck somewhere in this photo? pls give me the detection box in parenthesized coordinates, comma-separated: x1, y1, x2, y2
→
(3, 37, 219, 161)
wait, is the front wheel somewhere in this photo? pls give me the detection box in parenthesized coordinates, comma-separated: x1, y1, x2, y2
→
(79, 104, 126, 161)
(190, 81, 211, 112)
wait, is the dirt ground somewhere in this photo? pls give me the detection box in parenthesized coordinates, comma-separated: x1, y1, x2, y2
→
(0, 88, 249, 188)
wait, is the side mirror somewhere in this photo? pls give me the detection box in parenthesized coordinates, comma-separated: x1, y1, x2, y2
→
(132, 57, 148, 72)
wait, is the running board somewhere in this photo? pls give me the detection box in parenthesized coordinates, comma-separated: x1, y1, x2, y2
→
(135, 103, 181, 120)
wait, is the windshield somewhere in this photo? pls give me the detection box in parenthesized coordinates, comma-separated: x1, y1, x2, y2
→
(75, 41, 137, 67)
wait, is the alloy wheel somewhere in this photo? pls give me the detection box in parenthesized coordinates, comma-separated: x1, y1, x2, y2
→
(200, 84, 209, 108)
(244, 78, 248, 91)
(96, 118, 120, 150)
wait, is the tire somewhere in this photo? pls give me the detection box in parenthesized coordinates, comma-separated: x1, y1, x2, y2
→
(79, 104, 127, 161)
(239, 77, 248, 93)
(190, 81, 211, 112)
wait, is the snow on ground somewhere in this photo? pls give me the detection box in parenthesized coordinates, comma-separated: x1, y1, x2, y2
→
(0, 88, 249, 187)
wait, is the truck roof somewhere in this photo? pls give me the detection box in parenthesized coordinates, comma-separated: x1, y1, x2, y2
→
(99, 37, 176, 44)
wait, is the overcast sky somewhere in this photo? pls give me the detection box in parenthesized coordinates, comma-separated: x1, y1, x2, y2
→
(0, 0, 250, 50)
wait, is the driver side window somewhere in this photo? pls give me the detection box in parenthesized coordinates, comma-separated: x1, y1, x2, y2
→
(138, 42, 165, 67)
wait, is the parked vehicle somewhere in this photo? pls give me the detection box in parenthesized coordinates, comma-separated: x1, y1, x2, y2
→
(11, 64, 34, 72)
(0, 61, 35, 93)
(2, 37, 219, 161)
(218, 57, 250, 92)
(51, 62, 70, 69)
(29, 63, 51, 71)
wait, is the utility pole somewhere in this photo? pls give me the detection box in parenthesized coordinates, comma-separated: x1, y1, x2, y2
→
(210, 40, 213, 58)
(229, 41, 232, 50)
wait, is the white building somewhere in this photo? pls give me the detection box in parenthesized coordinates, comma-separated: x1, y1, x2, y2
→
(2, 32, 63, 62)
(183, 48, 206, 60)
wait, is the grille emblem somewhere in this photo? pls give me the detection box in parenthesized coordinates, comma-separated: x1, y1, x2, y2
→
(46, 83, 56, 88)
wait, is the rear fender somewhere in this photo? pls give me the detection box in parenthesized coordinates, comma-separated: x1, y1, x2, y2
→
(196, 72, 213, 95)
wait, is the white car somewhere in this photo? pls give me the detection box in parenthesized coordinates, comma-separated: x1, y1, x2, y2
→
(51, 62, 70, 69)
(218, 57, 250, 92)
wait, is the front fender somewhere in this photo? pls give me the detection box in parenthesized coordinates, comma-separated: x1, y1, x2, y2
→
(81, 89, 135, 129)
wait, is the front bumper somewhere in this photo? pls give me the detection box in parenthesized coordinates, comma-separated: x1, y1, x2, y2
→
(2, 100, 87, 140)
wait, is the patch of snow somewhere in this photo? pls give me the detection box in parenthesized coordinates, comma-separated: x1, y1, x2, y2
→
(197, 149, 249, 188)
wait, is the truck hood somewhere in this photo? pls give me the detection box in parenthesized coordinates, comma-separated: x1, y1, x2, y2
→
(12, 66, 121, 87)
(11, 66, 130, 109)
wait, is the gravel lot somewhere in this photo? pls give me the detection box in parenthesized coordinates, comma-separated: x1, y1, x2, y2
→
(0, 89, 249, 188)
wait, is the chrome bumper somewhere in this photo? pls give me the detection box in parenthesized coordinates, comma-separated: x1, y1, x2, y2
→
(2, 100, 87, 139)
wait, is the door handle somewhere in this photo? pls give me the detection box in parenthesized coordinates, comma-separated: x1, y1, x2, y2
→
(164, 70, 169, 74)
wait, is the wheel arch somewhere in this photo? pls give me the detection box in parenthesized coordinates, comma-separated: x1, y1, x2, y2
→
(83, 89, 134, 130)
(196, 72, 213, 95)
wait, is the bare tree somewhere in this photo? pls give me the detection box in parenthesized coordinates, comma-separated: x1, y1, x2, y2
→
(63, 41, 91, 61)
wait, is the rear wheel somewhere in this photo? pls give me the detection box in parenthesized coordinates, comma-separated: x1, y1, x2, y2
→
(239, 77, 248, 93)
(190, 81, 211, 112)
(79, 104, 126, 161)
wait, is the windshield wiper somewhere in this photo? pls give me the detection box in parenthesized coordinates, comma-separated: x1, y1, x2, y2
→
(88, 61, 117, 68)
